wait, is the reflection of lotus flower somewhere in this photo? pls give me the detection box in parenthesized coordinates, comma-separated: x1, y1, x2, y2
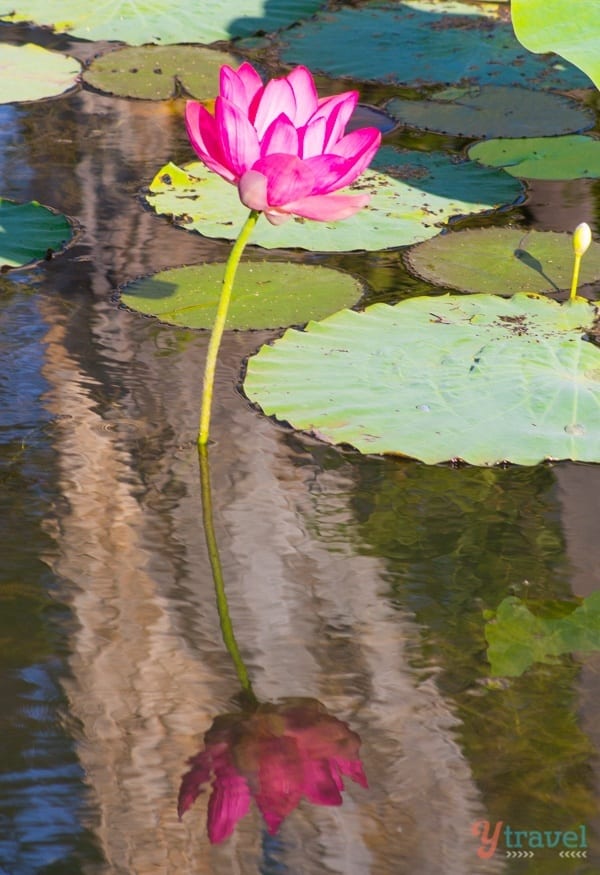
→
(185, 62, 381, 225)
(178, 698, 368, 843)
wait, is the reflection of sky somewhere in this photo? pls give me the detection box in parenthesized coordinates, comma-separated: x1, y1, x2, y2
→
(0, 278, 94, 872)
(261, 829, 290, 875)
(0, 665, 90, 874)
(0, 105, 33, 199)
(0, 290, 49, 443)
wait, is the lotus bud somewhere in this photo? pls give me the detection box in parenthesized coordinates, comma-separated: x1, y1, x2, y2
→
(569, 222, 593, 302)
(573, 222, 592, 257)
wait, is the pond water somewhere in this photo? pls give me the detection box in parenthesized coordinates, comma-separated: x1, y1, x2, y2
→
(1, 19, 600, 875)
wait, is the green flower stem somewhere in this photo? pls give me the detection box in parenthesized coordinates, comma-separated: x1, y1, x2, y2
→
(198, 208, 261, 446)
(198, 443, 257, 703)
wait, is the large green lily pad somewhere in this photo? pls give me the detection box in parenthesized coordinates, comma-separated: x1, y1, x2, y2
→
(278, 1, 591, 88)
(243, 293, 600, 466)
(119, 262, 364, 329)
(1, 0, 325, 45)
(512, 0, 600, 91)
(83, 45, 241, 100)
(0, 44, 80, 103)
(145, 148, 523, 252)
(406, 229, 600, 294)
(468, 135, 600, 180)
(485, 593, 600, 677)
(385, 86, 594, 138)
(0, 199, 73, 269)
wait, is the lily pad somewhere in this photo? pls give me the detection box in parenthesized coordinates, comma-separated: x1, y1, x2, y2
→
(468, 135, 600, 180)
(145, 148, 523, 252)
(120, 262, 364, 330)
(385, 86, 594, 138)
(243, 293, 600, 465)
(0, 44, 80, 103)
(485, 593, 600, 677)
(512, 0, 600, 91)
(278, 1, 591, 89)
(83, 45, 241, 100)
(0, 199, 73, 269)
(405, 229, 600, 294)
(1, 0, 325, 45)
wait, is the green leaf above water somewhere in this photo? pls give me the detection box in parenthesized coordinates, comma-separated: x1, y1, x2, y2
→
(0, 44, 80, 103)
(406, 229, 600, 294)
(83, 45, 241, 100)
(512, 0, 600, 91)
(0, 199, 74, 269)
(485, 593, 600, 677)
(243, 293, 600, 466)
(1, 0, 326, 45)
(120, 262, 364, 330)
(277, 1, 591, 88)
(468, 135, 600, 180)
(385, 86, 594, 138)
(145, 148, 523, 252)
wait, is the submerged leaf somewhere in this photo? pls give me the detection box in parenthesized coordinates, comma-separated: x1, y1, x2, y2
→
(244, 293, 600, 465)
(485, 593, 600, 677)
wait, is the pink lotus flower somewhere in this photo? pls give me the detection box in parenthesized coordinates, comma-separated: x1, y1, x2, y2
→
(178, 698, 368, 843)
(185, 63, 381, 225)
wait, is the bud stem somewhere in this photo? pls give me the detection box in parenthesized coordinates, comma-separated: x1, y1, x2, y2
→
(569, 222, 592, 302)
